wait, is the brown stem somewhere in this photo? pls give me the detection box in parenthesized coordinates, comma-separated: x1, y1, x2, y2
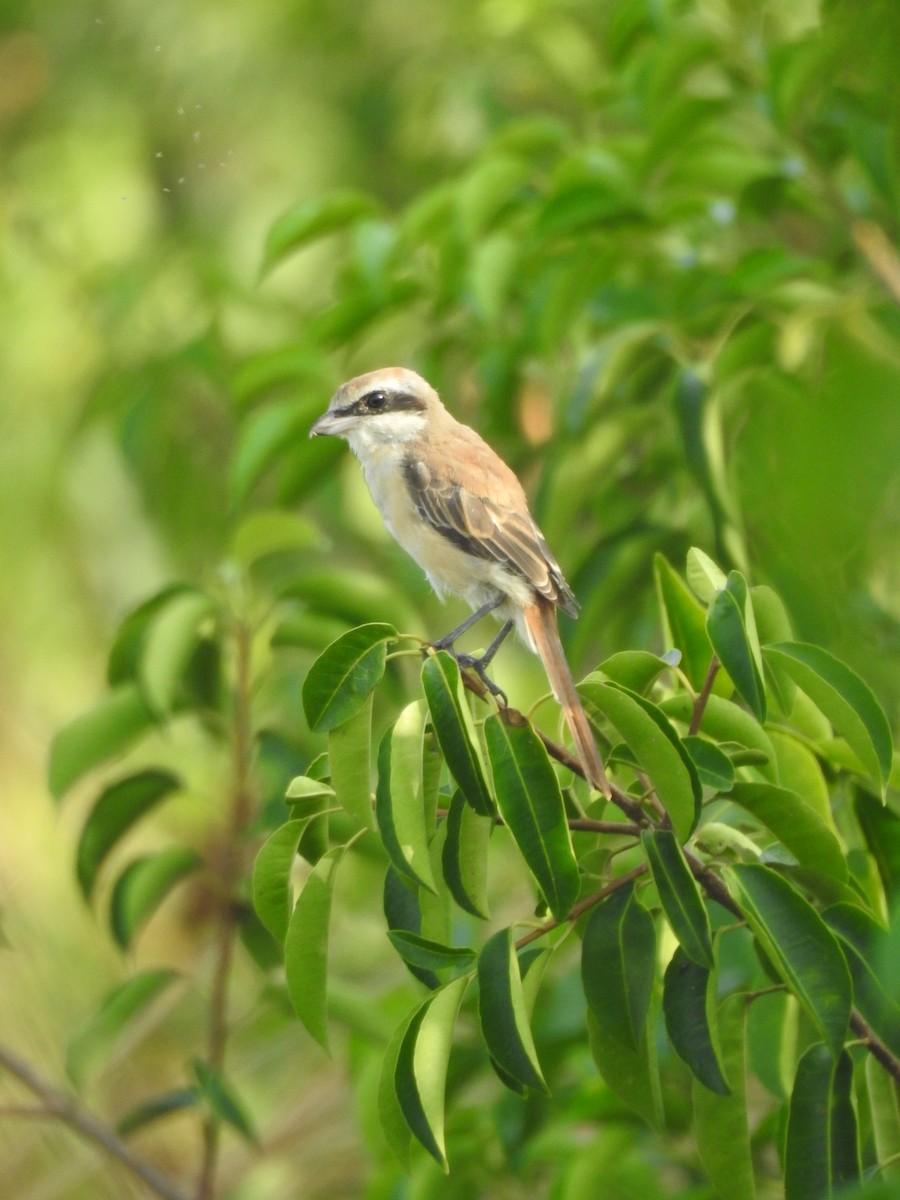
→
(197, 618, 256, 1200)
(852, 219, 900, 304)
(690, 655, 720, 735)
(0, 1045, 191, 1200)
(514, 864, 649, 950)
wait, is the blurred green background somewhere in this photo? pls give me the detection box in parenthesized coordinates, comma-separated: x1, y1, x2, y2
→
(1, 0, 898, 1195)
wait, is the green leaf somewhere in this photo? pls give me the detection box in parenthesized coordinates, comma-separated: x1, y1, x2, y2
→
(663, 948, 729, 1094)
(193, 1060, 257, 1144)
(729, 782, 848, 885)
(866, 1055, 900, 1182)
(422, 651, 493, 815)
(580, 680, 700, 840)
(139, 589, 215, 716)
(394, 976, 469, 1168)
(386, 931, 476, 974)
(823, 903, 900, 1056)
(229, 509, 319, 567)
(751, 585, 796, 712)
(692, 992, 755, 1200)
(327, 692, 374, 829)
(582, 881, 656, 1051)
(654, 553, 714, 690)
(659, 692, 776, 779)
(252, 819, 309, 944)
(284, 845, 347, 1050)
(686, 547, 728, 604)
(107, 584, 193, 686)
(229, 397, 321, 503)
(67, 969, 179, 1087)
(768, 730, 831, 825)
(77, 769, 181, 900)
(483, 715, 579, 921)
(378, 1005, 416, 1168)
(784, 1045, 860, 1199)
(724, 864, 852, 1057)
(375, 704, 438, 892)
(49, 686, 155, 800)
(597, 650, 673, 694)
(682, 735, 734, 791)
(642, 830, 713, 967)
(284, 775, 336, 808)
(383, 867, 439, 991)
(109, 848, 201, 949)
(262, 189, 377, 274)
(706, 572, 766, 723)
(116, 1089, 197, 1137)
(765, 642, 893, 792)
(477, 928, 548, 1095)
(855, 790, 900, 898)
(441, 789, 491, 919)
(302, 623, 397, 733)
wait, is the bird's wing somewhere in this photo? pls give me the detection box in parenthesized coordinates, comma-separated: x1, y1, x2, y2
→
(403, 455, 577, 614)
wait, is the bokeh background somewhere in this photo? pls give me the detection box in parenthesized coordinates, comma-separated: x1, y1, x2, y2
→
(1, 0, 898, 1196)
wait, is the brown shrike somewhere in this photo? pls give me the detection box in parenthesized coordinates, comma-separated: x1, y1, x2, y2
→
(310, 367, 610, 797)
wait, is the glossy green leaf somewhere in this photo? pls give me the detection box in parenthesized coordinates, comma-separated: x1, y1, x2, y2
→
(375, 703, 438, 893)
(582, 881, 656, 1051)
(230, 509, 319, 567)
(751, 585, 796, 712)
(284, 775, 336, 808)
(109, 847, 201, 949)
(660, 692, 776, 779)
(139, 589, 215, 716)
(422, 651, 493, 815)
(654, 553, 714, 690)
(284, 845, 347, 1050)
(116, 1088, 197, 1137)
(596, 650, 673, 694)
(328, 692, 374, 829)
(378, 1004, 416, 1168)
(686, 547, 728, 604)
(729, 782, 847, 884)
(49, 686, 155, 800)
(785, 1045, 859, 1199)
(262, 189, 377, 273)
(642, 830, 713, 967)
(387, 931, 476, 974)
(724, 864, 852, 1056)
(193, 1059, 257, 1144)
(765, 642, 893, 792)
(484, 714, 579, 921)
(395, 976, 469, 1168)
(682, 735, 734, 791)
(383, 867, 440, 991)
(67, 969, 179, 1087)
(441, 789, 491, 919)
(580, 680, 700, 840)
(302, 623, 396, 733)
(663, 948, 729, 1094)
(855, 790, 900, 897)
(866, 1055, 900, 1182)
(768, 730, 831, 824)
(823, 903, 900, 1056)
(693, 993, 755, 1200)
(77, 769, 181, 900)
(478, 928, 548, 1095)
(252, 819, 309, 943)
(706, 572, 766, 723)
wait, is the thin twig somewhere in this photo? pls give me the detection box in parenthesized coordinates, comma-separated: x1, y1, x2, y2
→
(0, 1045, 191, 1200)
(853, 219, 900, 304)
(690, 655, 720, 735)
(514, 864, 649, 950)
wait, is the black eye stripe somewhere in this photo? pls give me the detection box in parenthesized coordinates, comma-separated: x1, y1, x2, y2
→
(337, 389, 426, 418)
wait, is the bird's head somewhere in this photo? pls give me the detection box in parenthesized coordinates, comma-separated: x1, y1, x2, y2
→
(310, 367, 439, 453)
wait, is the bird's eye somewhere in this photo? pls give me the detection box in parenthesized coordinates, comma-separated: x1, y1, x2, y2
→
(363, 390, 388, 413)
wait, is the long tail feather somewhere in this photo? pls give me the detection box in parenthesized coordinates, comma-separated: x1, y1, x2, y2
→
(522, 600, 611, 798)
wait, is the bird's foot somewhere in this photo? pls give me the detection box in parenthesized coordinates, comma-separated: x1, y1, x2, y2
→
(453, 651, 508, 706)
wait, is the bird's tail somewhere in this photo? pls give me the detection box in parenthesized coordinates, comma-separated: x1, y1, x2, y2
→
(522, 600, 611, 798)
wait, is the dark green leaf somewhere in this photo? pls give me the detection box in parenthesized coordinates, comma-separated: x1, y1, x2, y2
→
(865, 1055, 900, 1182)
(582, 881, 655, 1051)
(77, 769, 181, 900)
(67, 970, 179, 1087)
(660, 692, 776, 778)
(441, 789, 491, 919)
(139, 589, 215, 716)
(302, 623, 397, 733)
(642, 830, 713, 967)
(785, 1045, 859, 1200)
(422, 651, 493, 815)
(725, 864, 852, 1057)
(693, 993, 755, 1200)
(109, 847, 201, 949)
(765, 642, 893, 792)
(116, 1089, 197, 1137)
(262, 190, 377, 273)
(855, 790, 900, 897)
(654, 553, 714, 690)
(663, 948, 729, 1094)
(682, 735, 734, 791)
(49, 686, 155, 800)
(580, 680, 700, 839)
(730, 782, 847, 885)
(386, 931, 476, 974)
(484, 715, 579, 921)
(107, 585, 192, 687)
(193, 1060, 257, 1144)
(707, 572, 766, 722)
(384, 867, 439, 990)
(823, 903, 900, 1056)
(477, 928, 548, 1095)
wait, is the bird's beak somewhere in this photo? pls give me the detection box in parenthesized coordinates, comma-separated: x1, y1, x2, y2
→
(309, 411, 340, 438)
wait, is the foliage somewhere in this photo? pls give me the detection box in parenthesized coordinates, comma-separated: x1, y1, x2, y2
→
(2, 0, 900, 1198)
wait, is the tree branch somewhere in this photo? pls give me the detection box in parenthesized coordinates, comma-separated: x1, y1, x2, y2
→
(0, 1044, 191, 1200)
(690, 655, 719, 735)
(514, 864, 649, 950)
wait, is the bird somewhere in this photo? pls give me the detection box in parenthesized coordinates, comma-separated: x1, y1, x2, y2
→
(309, 367, 610, 797)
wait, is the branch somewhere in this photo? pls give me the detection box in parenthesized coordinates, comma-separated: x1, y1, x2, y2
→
(0, 1045, 191, 1200)
(690, 655, 720, 735)
(853, 219, 900, 304)
(515, 863, 649, 950)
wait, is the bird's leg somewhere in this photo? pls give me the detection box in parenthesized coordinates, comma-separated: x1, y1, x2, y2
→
(431, 596, 504, 651)
(430, 598, 511, 702)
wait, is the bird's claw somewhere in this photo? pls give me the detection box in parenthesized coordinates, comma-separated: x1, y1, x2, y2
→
(454, 652, 508, 706)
